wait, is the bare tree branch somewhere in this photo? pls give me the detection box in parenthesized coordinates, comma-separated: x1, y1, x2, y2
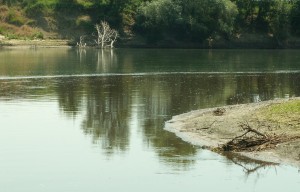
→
(95, 21, 118, 49)
(77, 35, 86, 48)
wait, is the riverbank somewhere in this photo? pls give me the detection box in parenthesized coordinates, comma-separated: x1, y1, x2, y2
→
(165, 98, 300, 167)
(2, 34, 300, 49)
(0, 39, 71, 48)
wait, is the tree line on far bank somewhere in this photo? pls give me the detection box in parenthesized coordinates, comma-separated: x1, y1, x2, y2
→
(1, 0, 300, 47)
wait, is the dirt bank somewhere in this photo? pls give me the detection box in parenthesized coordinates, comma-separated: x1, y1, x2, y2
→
(0, 39, 71, 48)
(165, 98, 300, 167)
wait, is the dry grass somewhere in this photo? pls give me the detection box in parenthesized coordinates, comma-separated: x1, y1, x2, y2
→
(0, 6, 45, 40)
(0, 5, 9, 22)
(214, 99, 300, 152)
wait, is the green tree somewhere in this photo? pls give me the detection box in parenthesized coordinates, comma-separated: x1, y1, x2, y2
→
(268, 0, 291, 44)
(231, 0, 294, 36)
(232, 0, 271, 32)
(0, 0, 19, 6)
(290, 0, 300, 36)
(136, 0, 182, 42)
(136, 0, 237, 43)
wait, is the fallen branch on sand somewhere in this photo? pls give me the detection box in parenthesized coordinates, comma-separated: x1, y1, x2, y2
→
(196, 120, 217, 130)
(217, 121, 300, 152)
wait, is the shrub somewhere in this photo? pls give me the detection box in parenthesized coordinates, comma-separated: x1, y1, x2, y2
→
(136, 0, 238, 42)
(0, 5, 9, 12)
(24, 2, 46, 17)
(25, 19, 37, 26)
(7, 9, 26, 26)
(268, 1, 291, 43)
(0, 26, 5, 34)
(5, 33, 20, 39)
(32, 31, 44, 39)
(290, 1, 300, 36)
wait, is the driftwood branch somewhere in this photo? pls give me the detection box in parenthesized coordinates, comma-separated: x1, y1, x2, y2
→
(218, 121, 300, 152)
(240, 121, 267, 138)
(197, 120, 217, 130)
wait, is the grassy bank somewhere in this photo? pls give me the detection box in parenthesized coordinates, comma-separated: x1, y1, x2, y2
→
(2, 32, 300, 49)
(256, 100, 300, 133)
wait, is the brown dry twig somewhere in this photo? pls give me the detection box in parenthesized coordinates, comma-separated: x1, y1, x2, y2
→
(219, 122, 300, 152)
(196, 120, 217, 130)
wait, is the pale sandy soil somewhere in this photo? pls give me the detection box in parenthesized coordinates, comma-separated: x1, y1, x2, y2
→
(165, 97, 300, 167)
(0, 39, 71, 48)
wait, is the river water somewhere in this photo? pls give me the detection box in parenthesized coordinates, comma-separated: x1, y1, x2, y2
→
(0, 48, 300, 192)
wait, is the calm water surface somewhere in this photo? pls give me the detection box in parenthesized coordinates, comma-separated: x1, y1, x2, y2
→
(0, 48, 300, 192)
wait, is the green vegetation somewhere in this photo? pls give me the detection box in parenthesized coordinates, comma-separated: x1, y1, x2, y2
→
(267, 100, 300, 114)
(1, 0, 300, 47)
(258, 100, 300, 125)
(136, 0, 238, 43)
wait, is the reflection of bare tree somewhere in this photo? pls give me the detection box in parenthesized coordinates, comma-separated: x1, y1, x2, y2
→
(76, 47, 86, 64)
(96, 49, 117, 72)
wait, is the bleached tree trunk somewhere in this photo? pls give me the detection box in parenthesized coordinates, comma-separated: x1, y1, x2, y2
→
(109, 30, 118, 48)
(77, 35, 86, 48)
(95, 21, 118, 49)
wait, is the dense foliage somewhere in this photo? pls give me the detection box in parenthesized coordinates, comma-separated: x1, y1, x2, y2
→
(1, 0, 300, 46)
(135, 0, 237, 42)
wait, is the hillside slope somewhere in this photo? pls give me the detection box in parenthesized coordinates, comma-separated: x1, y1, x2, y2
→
(1, 0, 300, 48)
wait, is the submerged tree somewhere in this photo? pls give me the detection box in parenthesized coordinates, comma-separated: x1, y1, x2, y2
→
(77, 35, 87, 48)
(95, 21, 119, 49)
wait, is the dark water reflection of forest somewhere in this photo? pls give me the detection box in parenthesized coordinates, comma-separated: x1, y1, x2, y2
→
(1, 48, 300, 192)
(1, 73, 299, 157)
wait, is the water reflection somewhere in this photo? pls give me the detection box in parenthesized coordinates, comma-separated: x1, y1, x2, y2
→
(2, 49, 300, 192)
(2, 49, 300, 78)
(96, 50, 118, 72)
(76, 48, 86, 64)
(81, 77, 131, 153)
(222, 152, 278, 176)
(56, 78, 84, 117)
(1, 73, 299, 167)
(1, 49, 300, 168)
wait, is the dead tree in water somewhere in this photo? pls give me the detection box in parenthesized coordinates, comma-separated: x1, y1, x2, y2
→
(95, 21, 118, 49)
(77, 35, 86, 48)
(109, 30, 118, 48)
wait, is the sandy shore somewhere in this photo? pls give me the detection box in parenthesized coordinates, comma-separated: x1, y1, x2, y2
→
(165, 98, 300, 167)
(0, 39, 71, 48)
